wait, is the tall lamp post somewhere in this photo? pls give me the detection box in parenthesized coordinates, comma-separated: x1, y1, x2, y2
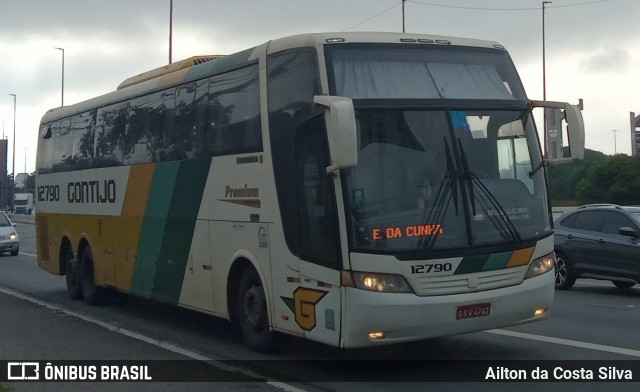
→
(8, 94, 16, 213)
(402, 0, 406, 33)
(542, 1, 552, 157)
(169, 0, 173, 64)
(55, 47, 65, 106)
(612, 129, 619, 155)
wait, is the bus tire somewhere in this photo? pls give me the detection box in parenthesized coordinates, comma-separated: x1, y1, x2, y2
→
(80, 246, 102, 306)
(65, 257, 83, 300)
(237, 266, 274, 353)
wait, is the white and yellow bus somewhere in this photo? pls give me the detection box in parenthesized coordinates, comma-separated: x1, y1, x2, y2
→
(36, 32, 584, 352)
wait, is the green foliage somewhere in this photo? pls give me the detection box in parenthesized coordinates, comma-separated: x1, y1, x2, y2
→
(576, 154, 640, 204)
(547, 149, 605, 203)
(547, 150, 640, 205)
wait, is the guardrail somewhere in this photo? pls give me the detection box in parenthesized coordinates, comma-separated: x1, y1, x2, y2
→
(8, 213, 35, 225)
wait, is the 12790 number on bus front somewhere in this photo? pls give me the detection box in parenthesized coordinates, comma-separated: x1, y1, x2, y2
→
(411, 263, 453, 274)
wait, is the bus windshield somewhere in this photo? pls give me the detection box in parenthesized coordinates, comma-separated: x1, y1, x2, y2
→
(327, 45, 549, 257)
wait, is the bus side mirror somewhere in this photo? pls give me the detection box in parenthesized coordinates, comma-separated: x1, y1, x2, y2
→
(564, 104, 585, 160)
(314, 95, 358, 174)
(531, 100, 585, 162)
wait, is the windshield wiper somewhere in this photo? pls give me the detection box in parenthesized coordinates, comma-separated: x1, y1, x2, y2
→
(444, 140, 459, 215)
(457, 142, 522, 244)
(417, 138, 458, 256)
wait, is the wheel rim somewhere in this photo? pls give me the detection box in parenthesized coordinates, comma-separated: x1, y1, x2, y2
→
(555, 256, 568, 286)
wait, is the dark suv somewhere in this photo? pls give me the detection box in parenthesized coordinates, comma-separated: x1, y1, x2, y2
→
(554, 204, 640, 290)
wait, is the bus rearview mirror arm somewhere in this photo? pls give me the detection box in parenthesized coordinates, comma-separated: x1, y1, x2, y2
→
(314, 95, 358, 174)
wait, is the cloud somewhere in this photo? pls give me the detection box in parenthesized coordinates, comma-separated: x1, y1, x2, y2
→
(580, 47, 632, 73)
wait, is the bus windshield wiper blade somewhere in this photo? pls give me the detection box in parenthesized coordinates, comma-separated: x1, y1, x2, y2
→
(457, 137, 476, 217)
(458, 142, 522, 244)
(444, 140, 459, 215)
(417, 137, 457, 256)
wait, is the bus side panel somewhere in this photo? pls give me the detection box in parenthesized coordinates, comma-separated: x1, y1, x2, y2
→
(178, 219, 215, 313)
(38, 213, 113, 286)
(35, 214, 56, 274)
(209, 221, 271, 319)
(129, 159, 211, 305)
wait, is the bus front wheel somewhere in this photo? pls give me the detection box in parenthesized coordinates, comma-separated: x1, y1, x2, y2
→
(237, 267, 274, 353)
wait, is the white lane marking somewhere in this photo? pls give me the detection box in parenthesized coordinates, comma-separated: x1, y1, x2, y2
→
(0, 285, 307, 392)
(20, 252, 37, 258)
(486, 329, 640, 358)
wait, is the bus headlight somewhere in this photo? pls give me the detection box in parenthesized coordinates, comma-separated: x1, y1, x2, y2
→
(350, 271, 413, 293)
(525, 252, 555, 279)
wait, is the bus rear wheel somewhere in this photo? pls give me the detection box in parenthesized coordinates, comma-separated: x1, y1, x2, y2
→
(65, 256, 83, 300)
(80, 246, 102, 306)
(237, 267, 274, 353)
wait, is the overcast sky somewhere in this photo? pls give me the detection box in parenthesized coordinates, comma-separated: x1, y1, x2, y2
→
(1, 0, 638, 173)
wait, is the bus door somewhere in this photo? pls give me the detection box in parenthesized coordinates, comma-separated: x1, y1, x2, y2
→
(294, 115, 343, 347)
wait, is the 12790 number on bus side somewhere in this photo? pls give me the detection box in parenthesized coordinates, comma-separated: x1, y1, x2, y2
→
(37, 185, 60, 202)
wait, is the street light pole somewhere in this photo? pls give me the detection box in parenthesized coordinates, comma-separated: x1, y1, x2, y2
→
(8, 94, 16, 213)
(402, 0, 406, 33)
(612, 129, 618, 155)
(55, 47, 64, 106)
(169, 0, 173, 64)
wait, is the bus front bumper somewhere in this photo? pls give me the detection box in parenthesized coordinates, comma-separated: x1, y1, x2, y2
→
(341, 270, 554, 348)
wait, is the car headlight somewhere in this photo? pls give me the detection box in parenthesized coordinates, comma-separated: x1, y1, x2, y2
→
(1, 232, 18, 241)
(343, 271, 413, 293)
(525, 252, 555, 279)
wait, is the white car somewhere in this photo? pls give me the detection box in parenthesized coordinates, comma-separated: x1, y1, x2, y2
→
(0, 212, 19, 256)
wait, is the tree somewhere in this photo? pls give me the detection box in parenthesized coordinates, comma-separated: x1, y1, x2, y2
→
(547, 148, 606, 205)
(575, 154, 640, 205)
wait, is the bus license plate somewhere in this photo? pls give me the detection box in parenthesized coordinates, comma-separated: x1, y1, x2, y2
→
(456, 303, 491, 320)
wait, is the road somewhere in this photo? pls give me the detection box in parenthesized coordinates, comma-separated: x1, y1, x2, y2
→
(1, 219, 639, 391)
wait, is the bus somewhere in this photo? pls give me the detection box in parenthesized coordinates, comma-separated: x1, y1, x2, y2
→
(36, 32, 585, 352)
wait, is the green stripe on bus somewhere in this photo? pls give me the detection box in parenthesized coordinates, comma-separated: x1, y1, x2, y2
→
(151, 158, 211, 304)
(130, 161, 181, 298)
(482, 252, 512, 271)
(454, 251, 524, 274)
(131, 158, 211, 303)
(454, 254, 488, 275)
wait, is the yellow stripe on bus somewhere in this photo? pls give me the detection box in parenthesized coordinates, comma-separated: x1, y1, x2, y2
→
(507, 247, 535, 267)
(113, 163, 156, 291)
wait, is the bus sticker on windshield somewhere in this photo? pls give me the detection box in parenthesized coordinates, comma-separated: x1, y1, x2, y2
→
(372, 224, 443, 240)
